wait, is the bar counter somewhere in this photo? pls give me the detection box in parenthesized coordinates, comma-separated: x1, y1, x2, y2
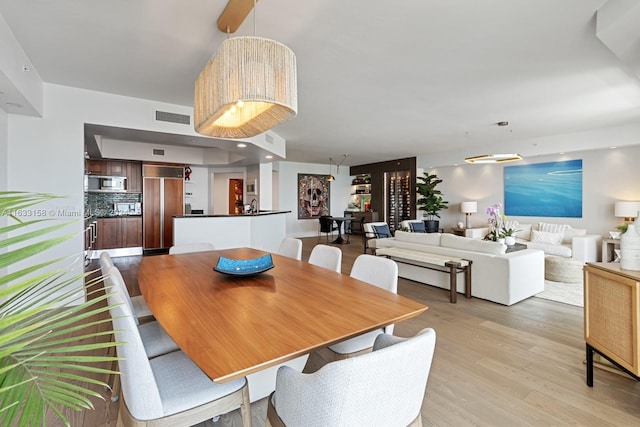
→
(173, 210, 290, 253)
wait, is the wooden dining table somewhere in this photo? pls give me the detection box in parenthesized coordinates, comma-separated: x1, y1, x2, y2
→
(138, 247, 428, 383)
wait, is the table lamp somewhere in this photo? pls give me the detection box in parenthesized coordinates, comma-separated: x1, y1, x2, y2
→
(614, 201, 640, 222)
(460, 201, 477, 228)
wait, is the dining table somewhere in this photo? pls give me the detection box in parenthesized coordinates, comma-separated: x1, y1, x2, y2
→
(138, 247, 428, 383)
(329, 216, 352, 244)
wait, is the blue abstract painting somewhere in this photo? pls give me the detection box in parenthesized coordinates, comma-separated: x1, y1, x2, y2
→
(504, 159, 582, 217)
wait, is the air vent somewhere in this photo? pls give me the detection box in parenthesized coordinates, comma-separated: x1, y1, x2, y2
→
(155, 110, 191, 125)
(153, 149, 165, 156)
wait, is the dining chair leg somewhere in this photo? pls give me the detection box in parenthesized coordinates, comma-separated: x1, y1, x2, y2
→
(239, 384, 252, 427)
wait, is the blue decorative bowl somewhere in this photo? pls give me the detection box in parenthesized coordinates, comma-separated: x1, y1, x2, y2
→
(214, 254, 274, 276)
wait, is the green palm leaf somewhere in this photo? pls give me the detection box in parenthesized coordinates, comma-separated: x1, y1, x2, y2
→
(0, 192, 120, 427)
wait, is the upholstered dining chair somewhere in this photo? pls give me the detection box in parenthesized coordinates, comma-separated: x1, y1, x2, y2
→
(308, 244, 342, 273)
(327, 254, 398, 359)
(108, 281, 252, 427)
(105, 266, 179, 359)
(266, 328, 436, 427)
(278, 237, 303, 260)
(318, 216, 338, 243)
(169, 242, 216, 255)
(99, 252, 153, 320)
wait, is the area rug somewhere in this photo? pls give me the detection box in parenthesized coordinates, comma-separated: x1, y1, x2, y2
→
(535, 279, 583, 307)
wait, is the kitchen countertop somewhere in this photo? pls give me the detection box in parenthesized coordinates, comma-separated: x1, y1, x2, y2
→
(173, 210, 291, 218)
(96, 214, 143, 218)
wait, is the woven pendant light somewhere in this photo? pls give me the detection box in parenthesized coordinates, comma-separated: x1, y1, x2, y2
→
(194, 36, 297, 138)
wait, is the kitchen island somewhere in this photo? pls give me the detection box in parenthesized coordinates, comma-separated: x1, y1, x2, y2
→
(173, 211, 290, 253)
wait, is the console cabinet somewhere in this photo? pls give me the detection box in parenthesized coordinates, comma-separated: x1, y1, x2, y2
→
(584, 262, 640, 386)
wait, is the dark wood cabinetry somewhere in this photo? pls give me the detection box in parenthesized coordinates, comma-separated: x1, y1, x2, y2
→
(344, 211, 379, 234)
(85, 159, 105, 175)
(126, 162, 143, 193)
(96, 217, 142, 249)
(143, 175, 184, 251)
(84, 159, 142, 193)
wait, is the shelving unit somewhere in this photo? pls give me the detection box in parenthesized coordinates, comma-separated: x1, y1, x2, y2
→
(349, 174, 372, 212)
(229, 179, 244, 215)
(386, 171, 412, 232)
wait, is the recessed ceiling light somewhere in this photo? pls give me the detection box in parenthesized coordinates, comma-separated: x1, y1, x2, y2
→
(237, 143, 247, 148)
(265, 155, 273, 159)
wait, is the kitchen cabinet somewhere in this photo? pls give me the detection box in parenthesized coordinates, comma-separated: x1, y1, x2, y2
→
(95, 217, 142, 249)
(143, 164, 185, 251)
(106, 160, 126, 176)
(85, 159, 105, 175)
(126, 162, 142, 193)
(584, 262, 640, 386)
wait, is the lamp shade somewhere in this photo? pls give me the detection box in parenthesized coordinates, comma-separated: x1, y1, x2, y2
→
(614, 201, 640, 219)
(194, 36, 297, 138)
(460, 201, 478, 214)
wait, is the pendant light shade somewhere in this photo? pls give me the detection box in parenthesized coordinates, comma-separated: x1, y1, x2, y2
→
(194, 36, 297, 139)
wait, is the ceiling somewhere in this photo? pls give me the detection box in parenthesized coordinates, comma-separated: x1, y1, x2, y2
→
(1, 0, 639, 168)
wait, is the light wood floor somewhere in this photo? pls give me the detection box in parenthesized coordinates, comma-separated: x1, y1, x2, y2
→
(49, 237, 640, 426)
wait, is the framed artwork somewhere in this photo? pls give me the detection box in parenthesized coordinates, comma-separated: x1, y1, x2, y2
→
(504, 159, 582, 218)
(298, 174, 330, 219)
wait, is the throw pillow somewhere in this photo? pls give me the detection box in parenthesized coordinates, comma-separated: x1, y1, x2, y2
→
(531, 230, 564, 245)
(410, 221, 426, 233)
(538, 222, 570, 234)
(372, 224, 392, 238)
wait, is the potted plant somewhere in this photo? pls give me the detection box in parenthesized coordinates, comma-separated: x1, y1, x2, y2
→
(0, 192, 118, 426)
(416, 172, 448, 233)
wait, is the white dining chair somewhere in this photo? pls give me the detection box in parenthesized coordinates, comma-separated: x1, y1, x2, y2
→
(266, 328, 436, 427)
(99, 252, 153, 320)
(105, 266, 179, 359)
(308, 244, 342, 273)
(108, 281, 252, 427)
(278, 237, 303, 260)
(327, 254, 398, 358)
(169, 242, 216, 255)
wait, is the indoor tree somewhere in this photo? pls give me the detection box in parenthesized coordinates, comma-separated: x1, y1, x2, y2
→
(416, 172, 449, 233)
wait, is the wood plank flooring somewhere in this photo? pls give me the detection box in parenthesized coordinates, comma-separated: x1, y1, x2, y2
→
(45, 237, 640, 426)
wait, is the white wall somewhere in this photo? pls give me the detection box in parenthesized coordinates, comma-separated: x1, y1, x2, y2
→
(0, 108, 7, 192)
(277, 161, 352, 237)
(421, 146, 640, 237)
(184, 165, 209, 214)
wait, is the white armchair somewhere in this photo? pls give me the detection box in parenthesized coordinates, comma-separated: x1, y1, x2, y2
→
(267, 328, 436, 427)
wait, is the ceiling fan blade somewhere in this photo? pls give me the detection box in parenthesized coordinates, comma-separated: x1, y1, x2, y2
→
(217, 0, 261, 33)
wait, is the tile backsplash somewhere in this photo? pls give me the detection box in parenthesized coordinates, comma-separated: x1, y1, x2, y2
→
(85, 192, 142, 217)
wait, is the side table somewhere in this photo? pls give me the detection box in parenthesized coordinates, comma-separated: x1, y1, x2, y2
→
(602, 238, 621, 262)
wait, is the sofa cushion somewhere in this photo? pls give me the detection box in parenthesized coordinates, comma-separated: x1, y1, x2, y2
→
(410, 221, 426, 233)
(515, 223, 532, 240)
(538, 222, 571, 234)
(372, 224, 392, 238)
(527, 242, 572, 257)
(531, 230, 564, 245)
(394, 230, 441, 246)
(563, 228, 586, 244)
(441, 233, 506, 255)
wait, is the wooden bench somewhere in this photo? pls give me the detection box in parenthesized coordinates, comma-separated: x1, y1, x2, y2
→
(376, 247, 472, 303)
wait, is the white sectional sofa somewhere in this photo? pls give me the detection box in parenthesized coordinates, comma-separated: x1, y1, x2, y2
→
(454, 221, 601, 263)
(374, 231, 545, 306)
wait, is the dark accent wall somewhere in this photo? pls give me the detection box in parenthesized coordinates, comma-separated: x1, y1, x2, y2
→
(350, 157, 417, 221)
